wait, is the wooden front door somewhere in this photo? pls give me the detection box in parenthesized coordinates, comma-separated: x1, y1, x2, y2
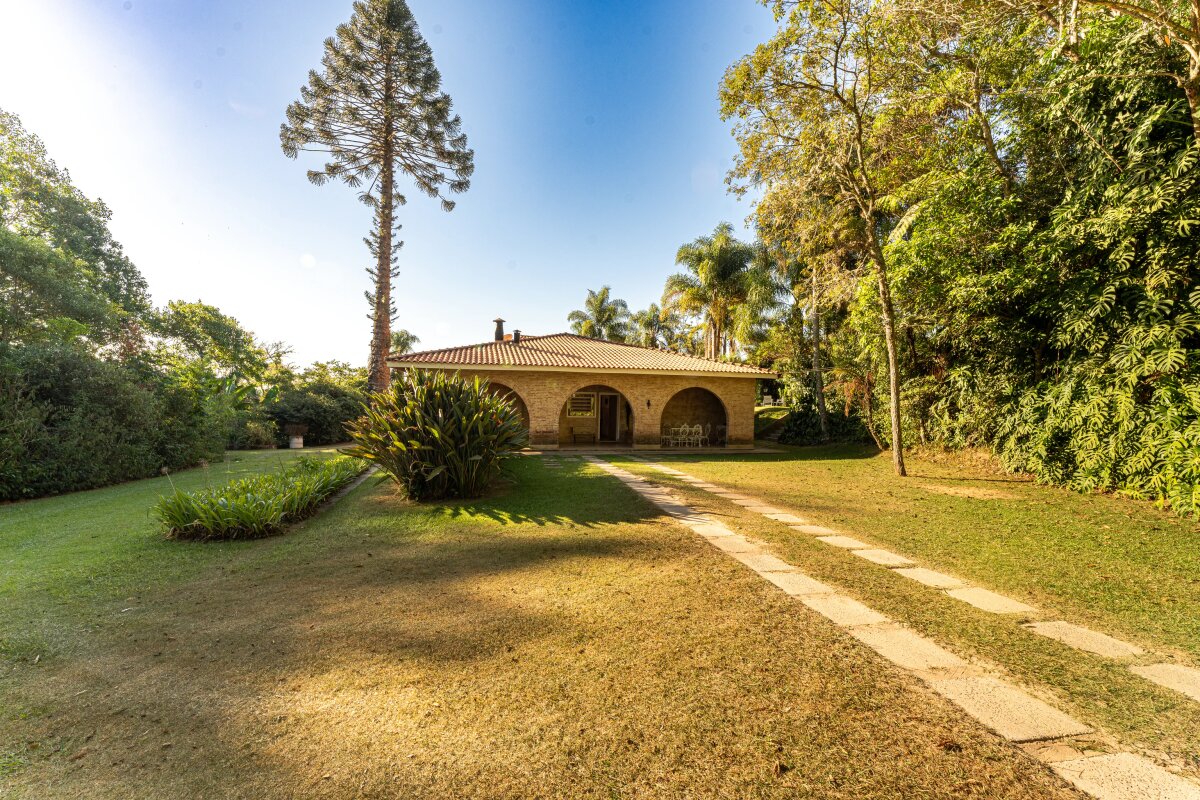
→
(598, 394, 618, 442)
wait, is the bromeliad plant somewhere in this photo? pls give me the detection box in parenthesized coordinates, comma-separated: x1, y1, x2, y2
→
(156, 455, 366, 541)
(345, 370, 528, 500)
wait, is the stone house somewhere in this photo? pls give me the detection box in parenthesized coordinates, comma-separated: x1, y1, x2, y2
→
(388, 320, 774, 450)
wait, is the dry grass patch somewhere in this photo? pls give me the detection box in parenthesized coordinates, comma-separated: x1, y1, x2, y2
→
(1, 460, 1082, 799)
(918, 483, 1020, 501)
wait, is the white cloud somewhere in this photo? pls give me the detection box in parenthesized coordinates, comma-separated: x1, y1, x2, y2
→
(299, 253, 317, 269)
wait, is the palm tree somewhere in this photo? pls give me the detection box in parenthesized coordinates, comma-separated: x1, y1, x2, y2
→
(568, 286, 630, 341)
(728, 243, 786, 356)
(390, 328, 420, 355)
(628, 303, 682, 349)
(663, 222, 760, 359)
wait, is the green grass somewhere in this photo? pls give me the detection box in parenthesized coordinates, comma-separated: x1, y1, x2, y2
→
(0, 448, 341, 662)
(754, 405, 791, 434)
(656, 443, 1200, 657)
(613, 444, 1200, 775)
(0, 453, 1078, 799)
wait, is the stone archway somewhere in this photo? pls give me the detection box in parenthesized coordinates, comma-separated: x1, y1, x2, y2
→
(661, 387, 728, 447)
(558, 384, 634, 447)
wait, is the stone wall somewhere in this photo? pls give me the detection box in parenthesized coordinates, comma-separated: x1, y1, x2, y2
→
(439, 368, 759, 449)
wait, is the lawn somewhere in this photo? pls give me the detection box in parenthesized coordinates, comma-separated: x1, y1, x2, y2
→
(0, 454, 1078, 799)
(619, 443, 1200, 776)
(754, 405, 790, 435)
(0, 448, 343, 656)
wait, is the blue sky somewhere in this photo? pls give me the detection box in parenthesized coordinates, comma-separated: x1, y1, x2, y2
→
(3, 0, 775, 366)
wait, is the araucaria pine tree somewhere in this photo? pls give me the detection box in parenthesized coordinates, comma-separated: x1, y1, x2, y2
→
(281, 0, 473, 393)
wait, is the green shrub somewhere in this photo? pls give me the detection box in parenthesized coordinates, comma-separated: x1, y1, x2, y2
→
(0, 344, 233, 500)
(156, 455, 366, 541)
(345, 370, 528, 501)
(776, 393, 871, 446)
(229, 411, 279, 449)
(266, 384, 365, 446)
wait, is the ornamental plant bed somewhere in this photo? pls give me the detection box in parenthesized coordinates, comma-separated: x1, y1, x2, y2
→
(155, 455, 366, 541)
(346, 370, 528, 501)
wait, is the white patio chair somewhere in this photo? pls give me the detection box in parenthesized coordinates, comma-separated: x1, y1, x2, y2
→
(698, 424, 711, 447)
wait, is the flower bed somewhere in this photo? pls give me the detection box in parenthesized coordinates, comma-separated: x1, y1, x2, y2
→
(156, 455, 366, 541)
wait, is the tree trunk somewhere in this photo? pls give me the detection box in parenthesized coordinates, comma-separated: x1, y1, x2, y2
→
(810, 270, 829, 440)
(867, 231, 906, 476)
(862, 372, 885, 451)
(1185, 70, 1200, 146)
(367, 80, 396, 395)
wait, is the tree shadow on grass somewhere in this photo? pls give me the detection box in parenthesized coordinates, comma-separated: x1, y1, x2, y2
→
(365, 459, 664, 528)
(655, 442, 883, 466)
(7, 479, 674, 798)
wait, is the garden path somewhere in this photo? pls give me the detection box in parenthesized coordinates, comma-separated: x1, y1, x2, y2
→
(583, 454, 1200, 800)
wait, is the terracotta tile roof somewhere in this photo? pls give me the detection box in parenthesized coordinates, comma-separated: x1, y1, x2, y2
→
(389, 333, 773, 376)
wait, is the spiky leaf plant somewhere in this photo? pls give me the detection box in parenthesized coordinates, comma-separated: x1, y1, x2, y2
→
(156, 456, 366, 541)
(345, 370, 528, 500)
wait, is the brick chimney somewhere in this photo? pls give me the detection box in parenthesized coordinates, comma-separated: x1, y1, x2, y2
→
(493, 318, 505, 342)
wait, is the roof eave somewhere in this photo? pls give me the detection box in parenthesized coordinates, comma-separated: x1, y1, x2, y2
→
(386, 360, 775, 379)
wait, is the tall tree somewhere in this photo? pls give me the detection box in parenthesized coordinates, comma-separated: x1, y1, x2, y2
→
(663, 223, 758, 359)
(998, 0, 1200, 142)
(628, 303, 682, 349)
(721, 0, 937, 476)
(281, 0, 473, 393)
(568, 286, 630, 341)
(0, 109, 150, 346)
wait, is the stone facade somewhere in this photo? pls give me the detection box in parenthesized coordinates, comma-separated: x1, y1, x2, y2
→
(450, 368, 758, 449)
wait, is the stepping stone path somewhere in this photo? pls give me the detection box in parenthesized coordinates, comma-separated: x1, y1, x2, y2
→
(582, 455, 1200, 800)
(852, 548, 915, 567)
(1026, 622, 1145, 661)
(893, 567, 966, 589)
(1130, 664, 1200, 703)
(947, 587, 1038, 615)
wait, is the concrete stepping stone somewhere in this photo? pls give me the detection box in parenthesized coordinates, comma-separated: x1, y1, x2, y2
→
(947, 587, 1037, 615)
(764, 512, 809, 524)
(1052, 752, 1200, 800)
(670, 512, 712, 526)
(731, 498, 763, 507)
(761, 571, 835, 597)
(731, 550, 796, 574)
(790, 524, 839, 535)
(686, 522, 734, 539)
(852, 548, 915, 567)
(797, 593, 889, 627)
(745, 505, 785, 514)
(894, 567, 966, 589)
(816, 535, 870, 549)
(848, 624, 971, 672)
(1025, 621, 1145, 661)
(1130, 664, 1200, 703)
(923, 676, 1091, 742)
(708, 536, 762, 555)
